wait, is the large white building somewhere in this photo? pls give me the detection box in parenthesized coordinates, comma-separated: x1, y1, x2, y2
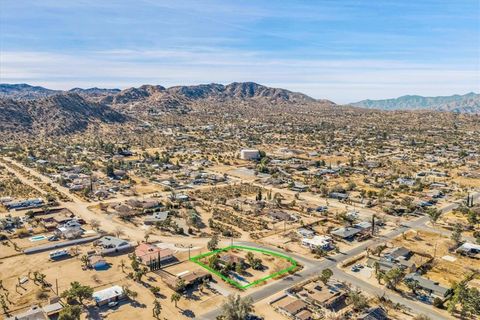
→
(240, 149, 261, 160)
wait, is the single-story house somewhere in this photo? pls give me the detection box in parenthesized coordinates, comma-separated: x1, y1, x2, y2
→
(92, 285, 126, 306)
(301, 235, 334, 250)
(144, 211, 169, 225)
(269, 210, 297, 222)
(358, 307, 388, 320)
(219, 253, 245, 267)
(329, 192, 348, 200)
(96, 236, 132, 255)
(278, 299, 309, 319)
(135, 243, 174, 266)
(456, 242, 480, 257)
(404, 273, 450, 299)
(297, 228, 315, 238)
(6, 305, 48, 320)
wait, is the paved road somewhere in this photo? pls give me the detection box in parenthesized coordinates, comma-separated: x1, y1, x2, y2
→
(3, 157, 476, 320)
(201, 214, 455, 320)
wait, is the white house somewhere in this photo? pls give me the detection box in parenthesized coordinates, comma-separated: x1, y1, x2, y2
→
(302, 235, 334, 250)
(92, 285, 126, 306)
(240, 149, 261, 160)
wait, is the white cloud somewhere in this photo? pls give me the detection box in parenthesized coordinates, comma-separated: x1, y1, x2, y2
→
(1, 50, 478, 103)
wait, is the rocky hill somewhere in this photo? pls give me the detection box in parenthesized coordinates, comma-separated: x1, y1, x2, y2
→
(0, 83, 61, 100)
(0, 93, 128, 136)
(351, 92, 480, 113)
(0, 82, 331, 136)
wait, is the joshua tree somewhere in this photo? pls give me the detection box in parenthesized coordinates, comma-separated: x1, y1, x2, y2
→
(220, 294, 254, 320)
(319, 268, 333, 285)
(207, 234, 219, 251)
(152, 299, 162, 319)
(426, 208, 442, 227)
(80, 254, 89, 268)
(171, 292, 181, 308)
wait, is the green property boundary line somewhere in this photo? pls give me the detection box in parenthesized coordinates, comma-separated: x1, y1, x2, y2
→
(189, 245, 298, 290)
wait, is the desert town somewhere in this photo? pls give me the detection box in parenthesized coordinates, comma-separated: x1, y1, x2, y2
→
(0, 106, 479, 320)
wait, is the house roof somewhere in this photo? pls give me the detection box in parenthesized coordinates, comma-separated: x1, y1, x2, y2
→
(358, 307, 388, 320)
(386, 247, 411, 259)
(92, 285, 124, 303)
(404, 273, 449, 297)
(331, 226, 361, 238)
(98, 236, 129, 248)
(135, 243, 173, 264)
(6, 306, 48, 320)
(280, 299, 307, 315)
(295, 309, 313, 320)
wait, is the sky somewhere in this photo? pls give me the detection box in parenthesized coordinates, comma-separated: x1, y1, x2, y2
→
(0, 0, 479, 103)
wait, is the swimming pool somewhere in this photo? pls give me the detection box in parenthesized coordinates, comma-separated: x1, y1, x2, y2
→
(29, 235, 47, 242)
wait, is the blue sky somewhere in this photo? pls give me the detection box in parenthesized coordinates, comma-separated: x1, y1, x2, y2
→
(0, 0, 479, 102)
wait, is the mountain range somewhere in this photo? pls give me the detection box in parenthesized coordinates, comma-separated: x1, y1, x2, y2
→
(0, 82, 478, 136)
(351, 92, 480, 113)
(0, 82, 326, 136)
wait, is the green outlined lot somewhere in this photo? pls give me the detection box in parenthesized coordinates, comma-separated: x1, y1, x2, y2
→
(189, 245, 298, 290)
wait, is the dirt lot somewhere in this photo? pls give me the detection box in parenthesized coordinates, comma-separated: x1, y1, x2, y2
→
(391, 229, 479, 286)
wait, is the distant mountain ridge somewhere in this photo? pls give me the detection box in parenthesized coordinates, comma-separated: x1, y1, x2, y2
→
(0, 93, 128, 136)
(351, 92, 480, 113)
(0, 82, 317, 104)
(0, 82, 329, 136)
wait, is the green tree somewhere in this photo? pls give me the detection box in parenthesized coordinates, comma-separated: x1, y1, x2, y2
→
(451, 224, 463, 246)
(220, 294, 254, 320)
(58, 304, 82, 320)
(426, 208, 442, 227)
(152, 299, 162, 319)
(207, 234, 219, 251)
(61, 281, 93, 305)
(171, 292, 181, 308)
(346, 290, 368, 312)
(383, 267, 404, 290)
(319, 268, 333, 285)
(404, 278, 419, 295)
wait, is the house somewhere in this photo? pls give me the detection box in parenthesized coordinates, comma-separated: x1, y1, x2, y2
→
(404, 273, 450, 299)
(269, 210, 297, 222)
(144, 211, 169, 225)
(277, 298, 309, 319)
(358, 307, 388, 320)
(300, 281, 347, 312)
(96, 236, 132, 255)
(456, 242, 480, 257)
(92, 285, 126, 306)
(135, 243, 174, 268)
(240, 149, 261, 160)
(330, 227, 361, 240)
(301, 235, 333, 250)
(297, 228, 315, 238)
(162, 271, 212, 291)
(330, 222, 372, 241)
(384, 247, 412, 261)
(219, 253, 245, 267)
(89, 255, 108, 270)
(5, 198, 44, 210)
(6, 305, 48, 320)
(56, 219, 84, 239)
(329, 192, 348, 200)
(291, 182, 308, 192)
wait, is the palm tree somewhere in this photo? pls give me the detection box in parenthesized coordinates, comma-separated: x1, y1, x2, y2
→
(220, 294, 254, 320)
(171, 292, 181, 308)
